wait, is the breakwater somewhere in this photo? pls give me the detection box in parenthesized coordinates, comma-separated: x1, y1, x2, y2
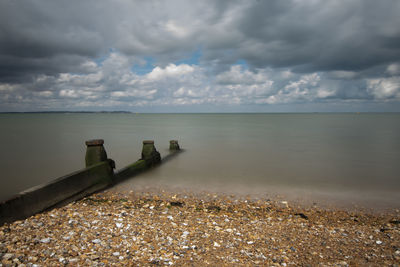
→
(0, 139, 181, 225)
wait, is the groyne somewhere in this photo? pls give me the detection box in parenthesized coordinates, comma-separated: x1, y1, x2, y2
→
(0, 139, 182, 225)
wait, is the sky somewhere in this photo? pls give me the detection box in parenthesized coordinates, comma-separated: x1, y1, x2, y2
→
(1, 0, 400, 112)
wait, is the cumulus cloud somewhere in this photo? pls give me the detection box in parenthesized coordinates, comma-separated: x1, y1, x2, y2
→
(147, 64, 195, 81)
(367, 77, 400, 99)
(0, 0, 400, 111)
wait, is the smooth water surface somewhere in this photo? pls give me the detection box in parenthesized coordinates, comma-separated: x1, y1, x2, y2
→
(1, 113, 399, 209)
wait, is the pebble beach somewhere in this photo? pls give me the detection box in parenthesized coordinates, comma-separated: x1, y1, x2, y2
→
(1, 189, 399, 266)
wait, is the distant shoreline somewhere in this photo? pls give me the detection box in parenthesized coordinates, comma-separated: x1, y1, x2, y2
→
(1, 111, 400, 114)
(0, 111, 133, 114)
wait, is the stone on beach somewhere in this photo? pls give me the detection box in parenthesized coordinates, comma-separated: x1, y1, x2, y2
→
(0, 189, 399, 266)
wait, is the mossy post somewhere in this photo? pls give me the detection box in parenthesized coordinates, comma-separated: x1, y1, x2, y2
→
(85, 139, 108, 167)
(141, 140, 161, 166)
(169, 140, 180, 151)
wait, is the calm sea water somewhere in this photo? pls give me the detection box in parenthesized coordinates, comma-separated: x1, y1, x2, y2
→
(1, 113, 399, 209)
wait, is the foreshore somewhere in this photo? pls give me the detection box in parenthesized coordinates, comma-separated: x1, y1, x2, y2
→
(1, 188, 399, 266)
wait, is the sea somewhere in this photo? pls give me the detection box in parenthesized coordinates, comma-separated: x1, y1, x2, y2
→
(1, 113, 399, 211)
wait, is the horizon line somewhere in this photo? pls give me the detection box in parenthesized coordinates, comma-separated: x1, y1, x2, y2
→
(1, 111, 400, 114)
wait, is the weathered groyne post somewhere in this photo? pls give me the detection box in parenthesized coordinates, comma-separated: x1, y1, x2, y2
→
(169, 140, 180, 151)
(85, 139, 115, 169)
(141, 140, 161, 166)
(85, 139, 107, 167)
(114, 140, 177, 182)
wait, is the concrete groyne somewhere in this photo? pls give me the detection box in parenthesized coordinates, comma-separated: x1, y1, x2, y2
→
(0, 139, 181, 225)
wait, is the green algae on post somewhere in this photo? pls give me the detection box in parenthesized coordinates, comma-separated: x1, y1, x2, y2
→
(85, 139, 108, 167)
(169, 140, 180, 151)
(141, 140, 161, 166)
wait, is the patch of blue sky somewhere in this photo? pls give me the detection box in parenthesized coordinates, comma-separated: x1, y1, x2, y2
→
(130, 49, 203, 75)
(235, 59, 248, 70)
(131, 56, 156, 75)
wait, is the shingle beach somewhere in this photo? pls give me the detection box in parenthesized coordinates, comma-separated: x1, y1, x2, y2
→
(1, 189, 399, 266)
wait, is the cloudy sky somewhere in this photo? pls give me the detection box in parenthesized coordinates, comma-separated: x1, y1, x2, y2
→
(1, 0, 400, 112)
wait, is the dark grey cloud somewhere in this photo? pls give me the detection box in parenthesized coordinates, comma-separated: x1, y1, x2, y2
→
(0, 0, 399, 111)
(0, 1, 105, 83)
(2, 0, 400, 76)
(228, 0, 400, 72)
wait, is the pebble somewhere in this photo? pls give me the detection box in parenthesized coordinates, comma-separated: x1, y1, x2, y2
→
(182, 231, 189, 236)
(92, 239, 101, 244)
(40, 238, 51, 243)
(2, 253, 14, 260)
(90, 254, 99, 260)
(0, 190, 399, 266)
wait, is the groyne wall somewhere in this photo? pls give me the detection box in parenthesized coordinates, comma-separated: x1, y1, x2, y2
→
(0, 139, 181, 225)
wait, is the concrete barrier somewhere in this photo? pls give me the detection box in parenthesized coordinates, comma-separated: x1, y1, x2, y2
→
(114, 159, 148, 183)
(113, 140, 183, 182)
(0, 139, 182, 225)
(0, 160, 114, 225)
(114, 140, 163, 182)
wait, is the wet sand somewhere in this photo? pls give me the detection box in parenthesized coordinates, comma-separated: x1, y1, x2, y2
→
(1, 188, 399, 266)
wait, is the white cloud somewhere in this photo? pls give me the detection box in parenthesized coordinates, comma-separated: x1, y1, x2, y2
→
(146, 64, 194, 81)
(264, 73, 322, 103)
(215, 65, 275, 105)
(367, 77, 400, 99)
(1, 51, 399, 111)
(255, 95, 277, 105)
(59, 89, 80, 98)
(216, 65, 268, 85)
(387, 64, 400, 76)
(57, 72, 103, 86)
(317, 88, 335, 98)
(0, 84, 16, 92)
(80, 60, 99, 73)
(111, 89, 157, 99)
(173, 87, 202, 98)
(285, 73, 320, 90)
(1, 1, 400, 111)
